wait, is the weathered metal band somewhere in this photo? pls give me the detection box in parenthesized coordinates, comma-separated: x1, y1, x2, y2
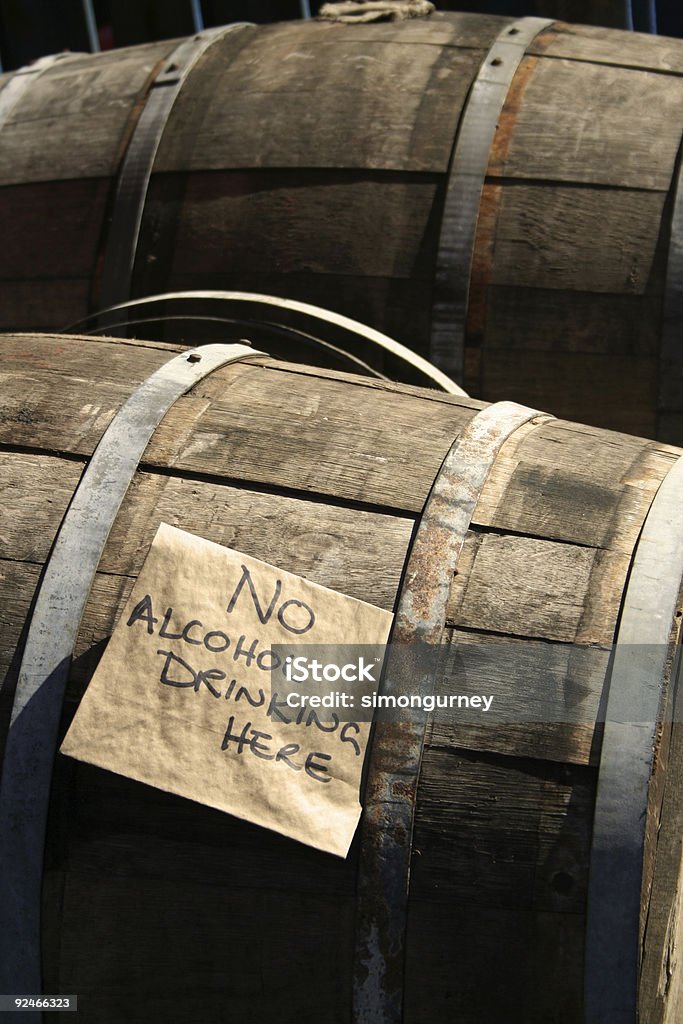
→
(77, 289, 467, 396)
(99, 24, 252, 312)
(353, 400, 551, 1023)
(0, 343, 263, 1011)
(658, 138, 683, 444)
(584, 452, 683, 1024)
(0, 53, 79, 133)
(429, 16, 553, 382)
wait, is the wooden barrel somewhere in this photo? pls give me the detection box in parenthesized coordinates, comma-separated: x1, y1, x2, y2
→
(1, 332, 683, 1022)
(2, 13, 683, 437)
(2, 14, 683, 438)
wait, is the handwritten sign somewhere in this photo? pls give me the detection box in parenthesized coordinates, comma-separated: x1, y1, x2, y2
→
(60, 524, 393, 856)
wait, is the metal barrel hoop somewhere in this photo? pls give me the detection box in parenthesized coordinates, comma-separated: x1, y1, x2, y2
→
(0, 343, 264, 1020)
(352, 399, 554, 1023)
(584, 451, 683, 1024)
(75, 289, 468, 396)
(99, 23, 254, 312)
(429, 16, 554, 383)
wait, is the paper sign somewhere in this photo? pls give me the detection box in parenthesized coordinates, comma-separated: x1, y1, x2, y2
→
(60, 524, 393, 857)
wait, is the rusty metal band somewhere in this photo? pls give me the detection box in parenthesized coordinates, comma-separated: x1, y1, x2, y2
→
(99, 23, 252, 312)
(658, 136, 683, 444)
(584, 452, 683, 1024)
(0, 53, 79, 133)
(429, 16, 553, 382)
(0, 343, 263, 1013)
(353, 399, 551, 1023)
(74, 289, 467, 396)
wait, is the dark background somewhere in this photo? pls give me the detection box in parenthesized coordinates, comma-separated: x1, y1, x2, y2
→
(0, 0, 681, 72)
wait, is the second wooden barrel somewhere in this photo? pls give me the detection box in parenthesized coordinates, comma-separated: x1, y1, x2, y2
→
(1, 333, 683, 1021)
(1, 13, 683, 437)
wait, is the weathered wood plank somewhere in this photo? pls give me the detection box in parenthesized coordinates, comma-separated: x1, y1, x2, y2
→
(530, 20, 683, 74)
(489, 56, 683, 190)
(0, 281, 91, 333)
(0, 333, 182, 380)
(1, 343, 672, 551)
(155, 30, 479, 173)
(0, 453, 83, 563)
(447, 532, 629, 644)
(231, 357, 471, 404)
(147, 366, 477, 511)
(0, 455, 414, 598)
(280, 11, 507, 47)
(662, 879, 683, 1022)
(412, 746, 595, 912)
(0, 179, 109, 278)
(0, 41, 175, 186)
(480, 461, 650, 550)
(1, 338, 672, 518)
(483, 184, 667, 295)
(478, 348, 658, 438)
(492, 417, 672, 474)
(0, 462, 413, 701)
(482, 284, 662, 356)
(101, 473, 413, 600)
(0, 356, 477, 511)
(431, 632, 608, 766)
(144, 170, 443, 281)
(0, 336, 192, 453)
(0, 373, 138, 453)
(0, 559, 40, 763)
(0, 559, 39, 682)
(474, 439, 675, 551)
(0, 562, 128, 745)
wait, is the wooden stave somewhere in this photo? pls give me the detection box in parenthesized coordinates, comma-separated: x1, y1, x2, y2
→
(0, 343, 265, 1007)
(0, 15, 683, 434)
(0, 334, 682, 1020)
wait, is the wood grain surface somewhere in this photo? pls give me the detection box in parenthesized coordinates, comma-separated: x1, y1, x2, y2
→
(1, 13, 682, 442)
(0, 334, 681, 1021)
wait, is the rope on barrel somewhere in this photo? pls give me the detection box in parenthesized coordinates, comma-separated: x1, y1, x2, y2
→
(99, 22, 253, 313)
(318, 1, 435, 22)
(352, 399, 553, 1023)
(584, 451, 683, 1024)
(0, 343, 264, 1017)
(0, 52, 82, 133)
(428, 16, 554, 383)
